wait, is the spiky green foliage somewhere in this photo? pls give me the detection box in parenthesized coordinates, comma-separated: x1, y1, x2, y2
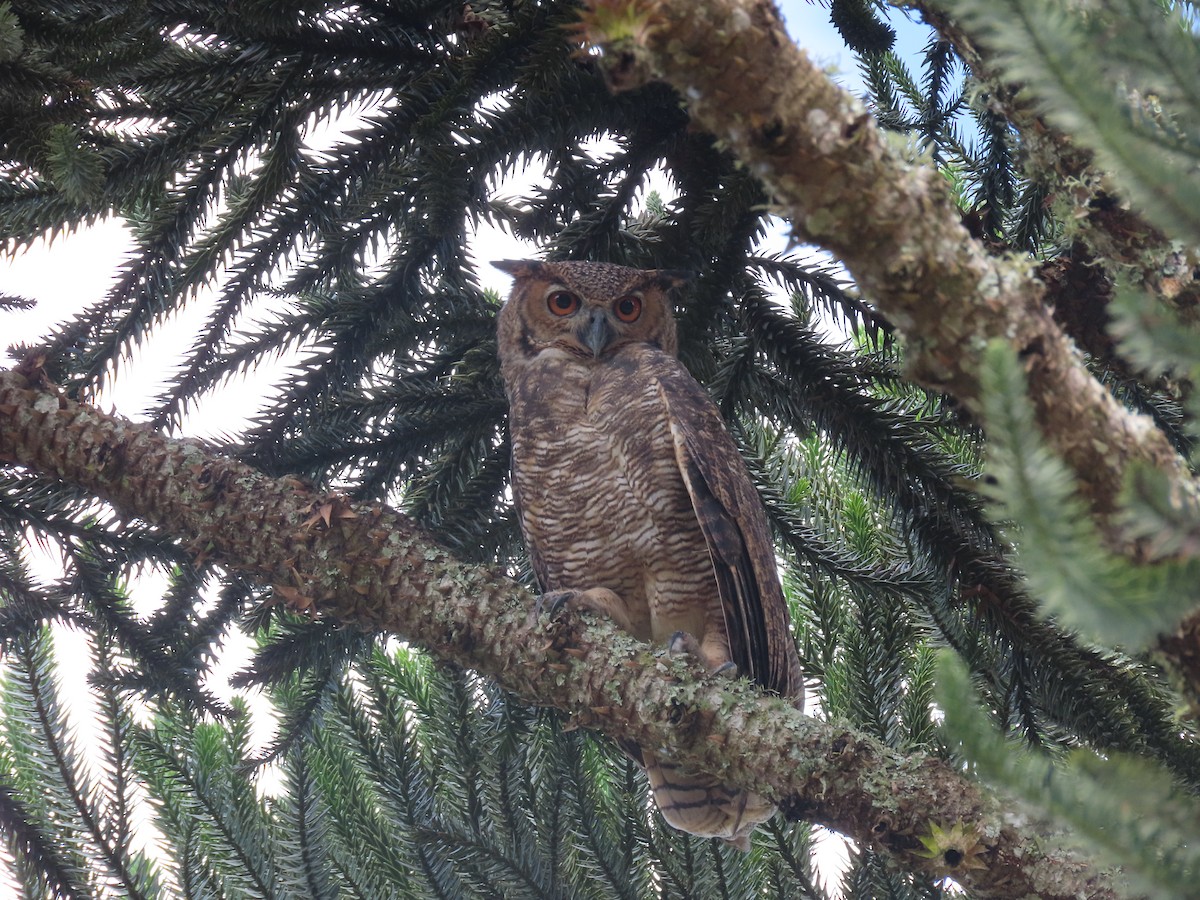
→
(979, 341, 1200, 647)
(861, 24, 1057, 251)
(1, 624, 166, 899)
(943, 0, 1200, 244)
(0, 0, 1199, 896)
(939, 654, 1200, 897)
(25, 638, 831, 900)
(829, 0, 896, 56)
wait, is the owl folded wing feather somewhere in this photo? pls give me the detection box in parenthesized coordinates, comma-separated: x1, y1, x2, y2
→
(654, 360, 802, 700)
(508, 460, 551, 593)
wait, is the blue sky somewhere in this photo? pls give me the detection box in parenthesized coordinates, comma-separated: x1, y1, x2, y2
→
(777, 0, 935, 95)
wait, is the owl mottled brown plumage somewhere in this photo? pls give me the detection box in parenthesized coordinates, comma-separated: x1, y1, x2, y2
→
(495, 259, 803, 850)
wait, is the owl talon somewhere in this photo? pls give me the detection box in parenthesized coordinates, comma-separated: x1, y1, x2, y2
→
(532, 587, 635, 632)
(668, 631, 737, 678)
(532, 590, 578, 622)
(667, 630, 700, 657)
(546, 590, 577, 619)
(712, 660, 738, 679)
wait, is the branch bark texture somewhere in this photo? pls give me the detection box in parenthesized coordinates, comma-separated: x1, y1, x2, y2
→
(0, 368, 1116, 898)
(588, 0, 1190, 522)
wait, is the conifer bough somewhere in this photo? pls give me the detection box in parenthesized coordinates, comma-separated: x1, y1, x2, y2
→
(0, 366, 1116, 898)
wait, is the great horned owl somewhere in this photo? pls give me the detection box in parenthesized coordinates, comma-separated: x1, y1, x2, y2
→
(495, 258, 803, 850)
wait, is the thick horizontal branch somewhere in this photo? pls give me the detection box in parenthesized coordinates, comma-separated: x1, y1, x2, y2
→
(582, 0, 1190, 522)
(0, 366, 1114, 898)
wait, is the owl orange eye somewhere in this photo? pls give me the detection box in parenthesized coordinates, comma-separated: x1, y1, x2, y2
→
(614, 295, 642, 322)
(547, 291, 580, 316)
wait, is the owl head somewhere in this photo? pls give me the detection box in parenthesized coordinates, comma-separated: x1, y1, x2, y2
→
(494, 260, 689, 371)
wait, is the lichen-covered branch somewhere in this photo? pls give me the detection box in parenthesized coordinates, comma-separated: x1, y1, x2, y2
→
(892, 0, 1200, 719)
(0, 366, 1114, 898)
(580, 0, 1190, 523)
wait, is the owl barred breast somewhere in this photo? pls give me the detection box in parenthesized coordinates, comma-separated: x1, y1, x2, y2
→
(495, 259, 803, 850)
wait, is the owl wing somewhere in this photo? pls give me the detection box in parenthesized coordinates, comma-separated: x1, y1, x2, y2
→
(508, 441, 552, 593)
(651, 357, 802, 700)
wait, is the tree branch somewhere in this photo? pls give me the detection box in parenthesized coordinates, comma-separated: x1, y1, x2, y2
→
(0, 366, 1117, 897)
(909, 0, 1200, 303)
(897, 0, 1200, 721)
(579, 0, 1192, 526)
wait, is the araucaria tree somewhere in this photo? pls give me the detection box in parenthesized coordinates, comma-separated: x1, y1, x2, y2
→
(2, 0, 1200, 896)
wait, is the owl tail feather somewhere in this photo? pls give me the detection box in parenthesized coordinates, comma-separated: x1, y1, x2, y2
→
(642, 748, 775, 852)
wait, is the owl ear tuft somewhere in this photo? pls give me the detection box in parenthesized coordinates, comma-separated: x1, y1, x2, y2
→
(652, 269, 693, 290)
(492, 259, 544, 278)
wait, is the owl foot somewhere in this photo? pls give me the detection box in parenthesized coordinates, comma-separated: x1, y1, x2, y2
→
(532, 588, 635, 633)
(667, 631, 738, 678)
(532, 590, 575, 622)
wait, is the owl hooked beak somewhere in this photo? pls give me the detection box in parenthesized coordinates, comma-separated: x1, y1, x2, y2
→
(577, 308, 615, 358)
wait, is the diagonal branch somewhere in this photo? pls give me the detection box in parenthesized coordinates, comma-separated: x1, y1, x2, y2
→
(578, 0, 1192, 526)
(0, 366, 1115, 898)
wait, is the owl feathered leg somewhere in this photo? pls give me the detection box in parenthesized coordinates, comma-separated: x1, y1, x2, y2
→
(530, 588, 637, 633)
(648, 628, 775, 851)
(642, 749, 775, 851)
